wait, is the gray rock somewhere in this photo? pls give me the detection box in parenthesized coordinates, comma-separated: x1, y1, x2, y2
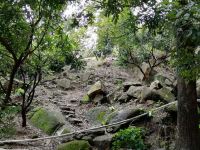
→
(123, 81, 142, 92)
(150, 80, 162, 90)
(79, 71, 93, 82)
(106, 108, 145, 132)
(87, 81, 106, 98)
(85, 106, 112, 126)
(127, 86, 143, 99)
(118, 92, 130, 103)
(93, 134, 113, 150)
(56, 79, 71, 90)
(141, 86, 175, 103)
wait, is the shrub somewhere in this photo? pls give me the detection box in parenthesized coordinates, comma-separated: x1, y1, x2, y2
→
(0, 106, 20, 139)
(112, 127, 146, 150)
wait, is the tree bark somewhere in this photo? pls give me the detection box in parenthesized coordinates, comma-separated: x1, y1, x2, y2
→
(176, 77, 200, 150)
(21, 107, 27, 127)
(4, 65, 18, 104)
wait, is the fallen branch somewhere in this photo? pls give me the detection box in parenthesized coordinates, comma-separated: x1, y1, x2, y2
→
(0, 101, 178, 144)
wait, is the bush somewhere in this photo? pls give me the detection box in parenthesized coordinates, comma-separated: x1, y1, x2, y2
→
(0, 106, 20, 139)
(112, 127, 146, 150)
(49, 51, 86, 72)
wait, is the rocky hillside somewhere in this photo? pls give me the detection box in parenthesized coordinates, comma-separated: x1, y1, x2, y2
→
(1, 57, 200, 150)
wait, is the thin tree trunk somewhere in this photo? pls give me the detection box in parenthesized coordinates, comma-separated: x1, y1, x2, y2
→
(21, 108, 27, 127)
(176, 77, 200, 150)
(4, 65, 18, 104)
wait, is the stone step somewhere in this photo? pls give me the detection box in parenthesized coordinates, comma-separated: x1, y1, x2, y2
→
(65, 114, 76, 119)
(68, 118, 83, 126)
(60, 106, 75, 112)
(61, 110, 75, 115)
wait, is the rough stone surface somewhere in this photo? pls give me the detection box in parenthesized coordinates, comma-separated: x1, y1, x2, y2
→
(87, 81, 106, 98)
(56, 79, 71, 90)
(106, 108, 145, 132)
(30, 107, 65, 135)
(150, 80, 162, 90)
(93, 134, 113, 150)
(127, 86, 143, 99)
(123, 81, 142, 92)
(85, 106, 112, 126)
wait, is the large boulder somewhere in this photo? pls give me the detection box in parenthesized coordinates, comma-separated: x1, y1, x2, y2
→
(30, 107, 65, 135)
(87, 81, 106, 98)
(92, 134, 113, 150)
(56, 79, 71, 90)
(57, 140, 91, 150)
(85, 106, 112, 125)
(105, 108, 146, 132)
(141, 86, 175, 103)
(157, 87, 176, 103)
(127, 86, 143, 99)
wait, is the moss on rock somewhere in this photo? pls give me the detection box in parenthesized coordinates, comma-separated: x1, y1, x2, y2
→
(30, 108, 64, 135)
(81, 94, 90, 104)
(57, 140, 91, 150)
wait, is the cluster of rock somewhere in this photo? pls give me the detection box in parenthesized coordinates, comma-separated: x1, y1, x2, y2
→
(27, 63, 200, 150)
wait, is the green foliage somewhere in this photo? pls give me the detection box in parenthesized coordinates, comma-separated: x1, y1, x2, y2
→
(57, 140, 90, 150)
(112, 127, 146, 150)
(0, 106, 20, 138)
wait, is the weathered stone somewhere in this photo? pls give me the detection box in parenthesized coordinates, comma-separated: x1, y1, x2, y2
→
(157, 87, 176, 103)
(87, 81, 106, 98)
(93, 134, 113, 150)
(117, 93, 130, 103)
(127, 86, 143, 99)
(56, 79, 71, 90)
(106, 108, 145, 132)
(150, 80, 162, 90)
(79, 72, 93, 82)
(85, 106, 112, 126)
(141, 86, 175, 103)
(57, 140, 91, 150)
(30, 107, 65, 135)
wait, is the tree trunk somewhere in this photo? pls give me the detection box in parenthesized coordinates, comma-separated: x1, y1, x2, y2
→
(21, 108, 27, 127)
(4, 63, 19, 105)
(176, 77, 200, 150)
